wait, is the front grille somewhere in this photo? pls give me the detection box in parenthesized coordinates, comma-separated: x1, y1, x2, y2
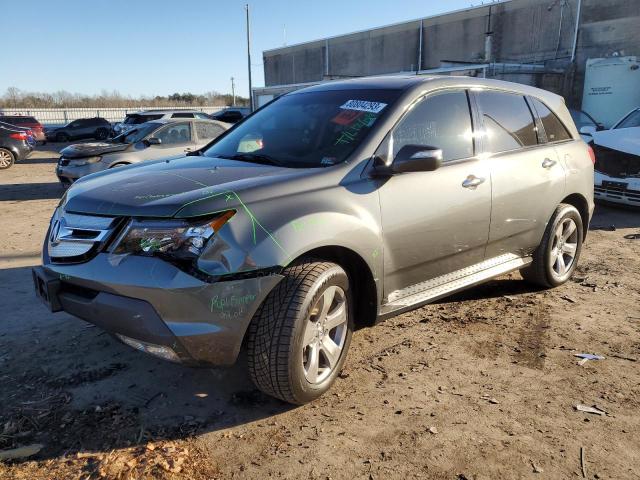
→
(594, 186, 640, 203)
(48, 209, 119, 263)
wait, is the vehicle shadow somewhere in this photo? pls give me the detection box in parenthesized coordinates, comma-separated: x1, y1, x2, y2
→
(0, 182, 65, 201)
(0, 265, 295, 464)
(590, 203, 640, 230)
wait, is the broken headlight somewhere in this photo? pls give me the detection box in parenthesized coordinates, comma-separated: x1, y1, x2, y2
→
(111, 210, 235, 260)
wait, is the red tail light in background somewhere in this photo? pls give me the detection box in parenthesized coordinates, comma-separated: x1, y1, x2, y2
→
(587, 145, 596, 165)
(9, 132, 28, 141)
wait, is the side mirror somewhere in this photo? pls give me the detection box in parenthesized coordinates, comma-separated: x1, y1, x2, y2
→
(380, 145, 443, 174)
(146, 137, 162, 146)
(596, 124, 606, 131)
(579, 125, 597, 136)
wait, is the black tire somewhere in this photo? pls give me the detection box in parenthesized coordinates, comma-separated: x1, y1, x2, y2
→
(521, 203, 583, 288)
(56, 132, 69, 142)
(0, 148, 15, 169)
(95, 128, 108, 140)
(247, 259, 353, 404)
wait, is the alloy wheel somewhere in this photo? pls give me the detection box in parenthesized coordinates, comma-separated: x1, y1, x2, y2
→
(301, 285, 348, 384)
(550, 218, 578, 278)
(0, 150, 13, 169)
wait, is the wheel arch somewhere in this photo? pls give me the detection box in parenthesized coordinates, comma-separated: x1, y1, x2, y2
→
(291, 245, 378, 329)
(560, 193, 590, 240)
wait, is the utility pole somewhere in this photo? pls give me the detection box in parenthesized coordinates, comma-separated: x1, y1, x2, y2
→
(245, 4, 253, 111)
(231, 77, 236, 106)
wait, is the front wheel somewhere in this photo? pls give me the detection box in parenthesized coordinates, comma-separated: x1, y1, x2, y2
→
(56, 132, 69, 142)
(521, 203, 583, 288)
(247, 259, 353, 404)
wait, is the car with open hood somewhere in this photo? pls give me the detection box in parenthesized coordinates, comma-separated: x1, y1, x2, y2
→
(579, 107, 640, 207)
(55, 118, 228, 187)
(34, 76, 594, 404)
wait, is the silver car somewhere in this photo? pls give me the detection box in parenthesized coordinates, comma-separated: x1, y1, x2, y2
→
(56, 118, 228, 186)
(35, 76, 594, 405)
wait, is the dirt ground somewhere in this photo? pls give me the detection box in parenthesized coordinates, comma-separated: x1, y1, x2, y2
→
(1, 144, 639, 480)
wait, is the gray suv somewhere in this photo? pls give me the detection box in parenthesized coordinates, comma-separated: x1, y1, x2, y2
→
(33, 76, 594, 404)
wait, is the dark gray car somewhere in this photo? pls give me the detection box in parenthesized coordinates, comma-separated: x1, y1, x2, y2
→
(55, 119, 228, 187)
(46, 117, 112, 142)
(33, 76, 594, 404)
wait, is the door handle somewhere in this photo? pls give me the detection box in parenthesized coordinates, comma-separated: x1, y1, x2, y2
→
(542, 158, 557, 168)
(462, 175, 485, 189)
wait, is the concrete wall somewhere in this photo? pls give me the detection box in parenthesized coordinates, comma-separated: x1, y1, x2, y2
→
(262, 0, 640, 107)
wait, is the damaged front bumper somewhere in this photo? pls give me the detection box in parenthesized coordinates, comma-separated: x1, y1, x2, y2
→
(593, 144, 640, 206)
(33, 253, 283, 366)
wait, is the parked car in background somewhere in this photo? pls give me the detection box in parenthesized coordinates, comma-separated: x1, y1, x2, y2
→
(0, 121, 36, 146)
(0, 115, 46, 143)
(0, 123, 34, 169)
(579, 107, 640, 207)
(208, 107, 250, 124)
(56, 118, 228, 187)
(570, 109, 605, 137)
(34, 76, 594, 404)
(46, 117, 112, 142)
(112, 110, 212, 136)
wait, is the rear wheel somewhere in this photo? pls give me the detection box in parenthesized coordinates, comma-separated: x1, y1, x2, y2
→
(247, 259, 353, 404)
(521, 203, 583, 288)
(95, 128, 108, 140)
(0, 148, 15, 169)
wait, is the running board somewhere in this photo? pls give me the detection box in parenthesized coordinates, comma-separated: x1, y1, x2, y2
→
(379, 253, 532, 319)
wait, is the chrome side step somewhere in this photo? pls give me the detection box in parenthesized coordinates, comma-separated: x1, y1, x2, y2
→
(379, 253, 532, 319)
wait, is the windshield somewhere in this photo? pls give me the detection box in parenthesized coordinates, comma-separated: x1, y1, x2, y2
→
(616, 109, 640, 129)
(112, 122, 160, 144)
(203, 89, 401, 168)
(570, 110, 597, 129)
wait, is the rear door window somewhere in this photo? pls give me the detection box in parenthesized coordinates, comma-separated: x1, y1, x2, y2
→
(195, 122, 224, 141)
(476, 91, 538, 153)
(391, 90, 474, 162)
(530, 98, 572, 142)
(155, 123, 191, 144)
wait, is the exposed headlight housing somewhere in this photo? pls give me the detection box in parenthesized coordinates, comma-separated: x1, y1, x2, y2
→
(70, 156, 102, 166)
(111, 211, 235, 263)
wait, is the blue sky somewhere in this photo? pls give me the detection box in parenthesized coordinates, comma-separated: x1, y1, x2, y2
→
(3, 0, 477, 98)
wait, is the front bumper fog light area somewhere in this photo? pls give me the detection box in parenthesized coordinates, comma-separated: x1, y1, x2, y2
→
(115, 334, 180, 363)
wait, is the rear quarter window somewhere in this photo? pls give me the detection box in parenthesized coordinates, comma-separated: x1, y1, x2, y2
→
(530, 98, 572, 142)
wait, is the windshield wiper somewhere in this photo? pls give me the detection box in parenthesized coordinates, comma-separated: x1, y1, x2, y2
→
(219, 153, 285, 167)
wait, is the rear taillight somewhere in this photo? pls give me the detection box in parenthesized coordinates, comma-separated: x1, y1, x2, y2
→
(9, 132, 27, 140)
(587, 145, 596, 165)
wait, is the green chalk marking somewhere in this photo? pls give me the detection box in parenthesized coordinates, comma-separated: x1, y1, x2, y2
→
(210, 293, 257, 312)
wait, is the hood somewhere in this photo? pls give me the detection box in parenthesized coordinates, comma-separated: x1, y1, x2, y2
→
(591, 129, 640, 156)
(62, 155, 318, 218)
(60, 142, 130, 158)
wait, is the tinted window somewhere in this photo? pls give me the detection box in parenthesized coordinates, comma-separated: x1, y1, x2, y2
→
(196, 122, 224, 140)
(477, 91, 538, 153)
(391, 90, 473, 162)
(531, 98, 571, 142)
(204, 89, 401, 168)
(155, 123, 191, 144)
(616, 110, 640, 129)
(171, 112, 194, 118)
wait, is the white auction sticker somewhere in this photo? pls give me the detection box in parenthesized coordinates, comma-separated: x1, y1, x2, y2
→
(340, 100, 387, 114)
